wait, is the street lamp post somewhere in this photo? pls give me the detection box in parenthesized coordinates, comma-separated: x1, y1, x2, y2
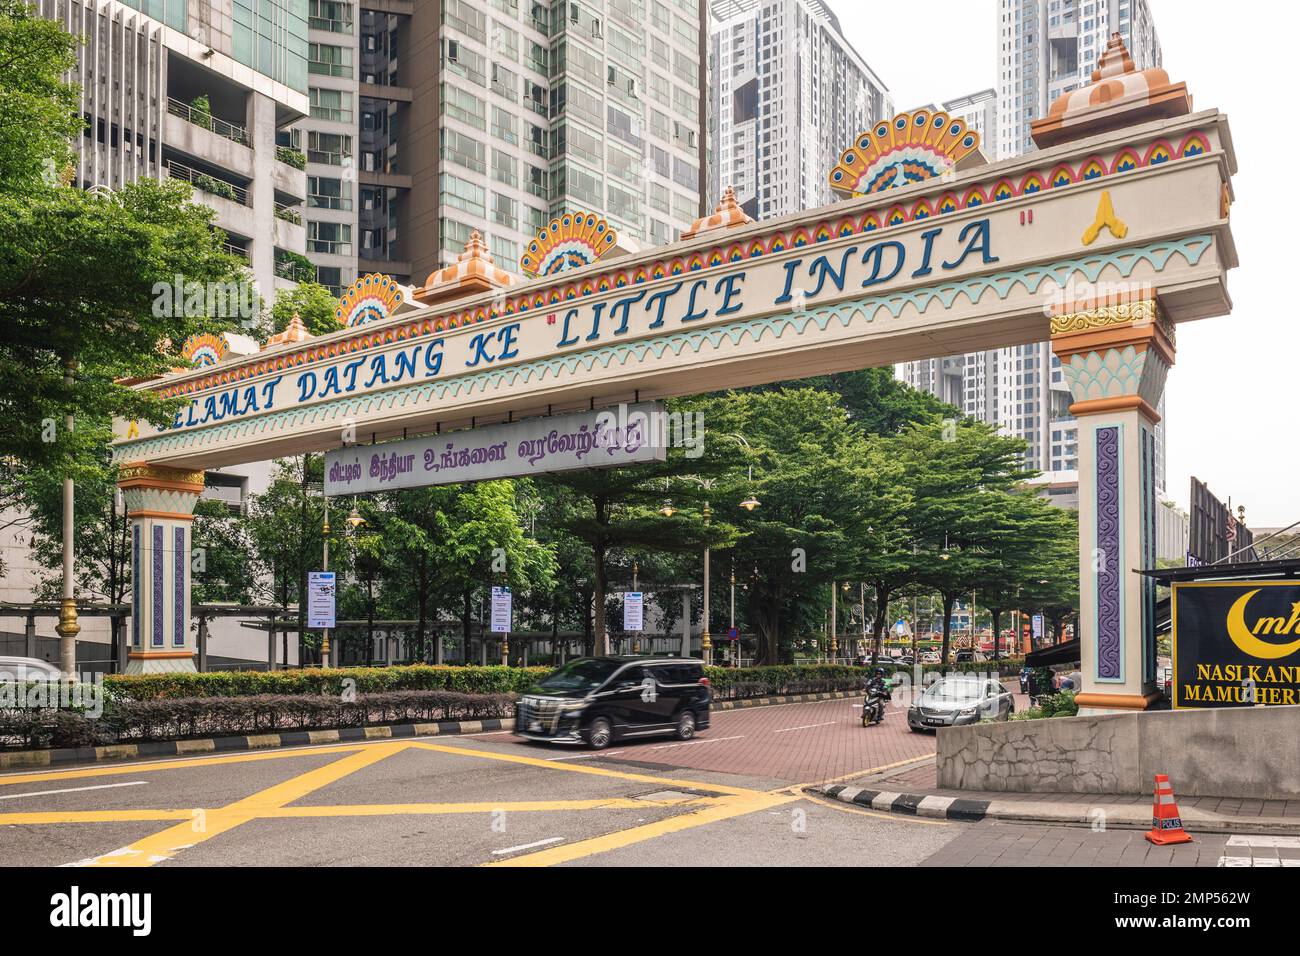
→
(830, 582, 837, 663)
(56, 359, 79, 681)
(320, 500, 331, 668)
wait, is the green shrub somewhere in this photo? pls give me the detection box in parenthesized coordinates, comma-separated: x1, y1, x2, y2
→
(101, 690, 514, 742)
(0, 710, 101, 751)
(276, 145, 306, 170)
(1010, 689, 1078, 721)
(104, 664, 550, 701)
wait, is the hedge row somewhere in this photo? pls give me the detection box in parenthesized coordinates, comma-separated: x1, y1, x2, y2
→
(104, 664, 550, 701)
(0, 711, 100, 751)
(701, 659, 1026, 700)
(0, 690, 516, 749)
(104, 659, 1027, 704)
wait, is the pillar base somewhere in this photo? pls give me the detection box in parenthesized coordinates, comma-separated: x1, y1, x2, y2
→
(1075, 690, 1162, 716)
(124, 651, 197, 675)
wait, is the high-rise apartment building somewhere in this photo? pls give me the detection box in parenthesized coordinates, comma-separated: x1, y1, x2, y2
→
(707, 0, 890, 220)
(900, 0, 1165, 491)
(295, 0, 710, 295)
(35, 0, 312, 298)
(997, 0, 1160, 160)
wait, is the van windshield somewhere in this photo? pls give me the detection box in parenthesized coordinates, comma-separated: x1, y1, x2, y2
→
(536, 659, 621, 693)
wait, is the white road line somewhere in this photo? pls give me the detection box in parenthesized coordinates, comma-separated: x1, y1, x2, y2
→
(772, 722, 838, 733)
(1216, 855, 1299, 867)
(1227, 835, 1300, 849)
(545, 751, 625, 761)
(648, 735, 745, 751)
(492, 837, 565, 856)
(0, 781, 147, 801)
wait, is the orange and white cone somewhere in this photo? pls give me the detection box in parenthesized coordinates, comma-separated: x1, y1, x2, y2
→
(1145, 773, 1193, 846)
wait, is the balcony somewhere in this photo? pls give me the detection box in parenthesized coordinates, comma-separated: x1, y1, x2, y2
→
(163, 102, 255, 179)
(167, 159, 249, 206)
(168, 98, 249, 146)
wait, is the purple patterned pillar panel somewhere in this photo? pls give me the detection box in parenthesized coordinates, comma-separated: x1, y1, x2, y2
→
(1095, 425, 1123, 681)
(131, 525, 141, 647)
(152, 524, 164, 647)
(174, 526, 186, 647)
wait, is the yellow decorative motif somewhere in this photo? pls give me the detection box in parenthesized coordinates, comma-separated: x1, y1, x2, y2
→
(1050, 299, 1159, 336)
(126, 420, 140, 439)
(1082, 190, 1128, 245)
(117, 463, 206, 486)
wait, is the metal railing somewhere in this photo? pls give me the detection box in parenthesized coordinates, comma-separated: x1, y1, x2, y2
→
(167, 97, 250, 147)
(275, 202, 303, 225)
(166, 160, 250, 206)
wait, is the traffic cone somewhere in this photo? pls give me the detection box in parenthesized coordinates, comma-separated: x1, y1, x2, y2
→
(1145, 773, 1193, 845)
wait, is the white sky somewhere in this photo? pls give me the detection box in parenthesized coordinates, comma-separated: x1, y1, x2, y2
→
(834, 1, 1297, 527)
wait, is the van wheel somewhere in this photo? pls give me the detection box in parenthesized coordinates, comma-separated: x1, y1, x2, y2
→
(586, 717, 613, 750)
(675, 710, 696, 741)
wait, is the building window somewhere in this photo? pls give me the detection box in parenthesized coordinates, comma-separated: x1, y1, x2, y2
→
(309, 42, 353, 77)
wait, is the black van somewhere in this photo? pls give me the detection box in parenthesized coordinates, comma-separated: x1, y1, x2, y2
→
(515, 656, 711, 750)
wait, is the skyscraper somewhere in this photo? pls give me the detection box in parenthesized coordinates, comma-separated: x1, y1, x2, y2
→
(707, 0, 890, 220)
(899, 0, 1165, 490)
(35, 0, 312, 299)
(296, 0, 711, 295)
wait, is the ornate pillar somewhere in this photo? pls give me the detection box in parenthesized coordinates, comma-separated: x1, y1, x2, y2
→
(117, 463, 205, 674)
(1050, 298, 1172, 714)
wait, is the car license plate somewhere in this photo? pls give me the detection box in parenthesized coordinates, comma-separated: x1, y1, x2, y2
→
(529, 720, 542, 732)
(925, 718, 945, 726)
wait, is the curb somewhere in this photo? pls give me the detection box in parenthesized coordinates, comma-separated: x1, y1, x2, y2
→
(0, 717, 516, 771)
(712, 689, 859, 710)
(809, 784, 1300, 834)
(812, 783, 992, 821)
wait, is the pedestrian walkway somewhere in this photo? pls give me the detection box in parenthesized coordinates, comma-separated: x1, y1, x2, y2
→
(814, 757, 1300, 834)
(921, 825, 1300, 867)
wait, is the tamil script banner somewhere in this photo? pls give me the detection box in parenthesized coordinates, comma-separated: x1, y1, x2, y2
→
(324, 402, 667, 495)
(1171, 580, 1300, 708)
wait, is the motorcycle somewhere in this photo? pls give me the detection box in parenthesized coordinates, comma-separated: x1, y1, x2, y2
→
(861, 681, 891, 727)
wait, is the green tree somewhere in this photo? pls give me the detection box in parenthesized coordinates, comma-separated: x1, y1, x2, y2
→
(889, 418, 1035, 662)
(699, 389, 900, 664)
(267, 281, 342, 337)
(0, 0, 80, 189)
(537, 402, 734, 657)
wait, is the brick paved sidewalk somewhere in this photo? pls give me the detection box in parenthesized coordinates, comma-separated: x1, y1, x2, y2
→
(814, 756, 1300, 833)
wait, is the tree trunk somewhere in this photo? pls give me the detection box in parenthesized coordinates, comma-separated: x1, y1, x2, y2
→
(592, 541, 608, 656)
(756, 602, 780, 665)
(366, 576, 375, 665)
(415, 558, 428, 664)
(871, 585, 890, 664)
(941, 592, 956, 665)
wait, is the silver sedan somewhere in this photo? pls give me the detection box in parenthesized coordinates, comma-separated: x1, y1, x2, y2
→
(907, 676, 1015, 732)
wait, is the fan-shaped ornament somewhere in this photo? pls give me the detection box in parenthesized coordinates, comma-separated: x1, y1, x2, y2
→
(828, 109, 982, 197)
(335, 273, 404, 328)
(519, 211, 618, 278)
(180, 333, 229, 368)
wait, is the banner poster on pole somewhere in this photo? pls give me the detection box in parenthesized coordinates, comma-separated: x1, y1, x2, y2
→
(624, 592, 644, 632)
(307, 572, 336, 629)
(490, 586, 513, 634)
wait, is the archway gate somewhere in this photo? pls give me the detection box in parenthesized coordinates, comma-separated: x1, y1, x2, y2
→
(111, 38, 1237, 714)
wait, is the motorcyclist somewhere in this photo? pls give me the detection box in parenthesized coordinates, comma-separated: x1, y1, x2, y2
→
(862, 667, 891, 725)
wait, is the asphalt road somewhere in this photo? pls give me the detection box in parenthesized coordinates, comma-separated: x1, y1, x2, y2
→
(1, 692, 1285, 867)
(0, 696, 963, 867)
